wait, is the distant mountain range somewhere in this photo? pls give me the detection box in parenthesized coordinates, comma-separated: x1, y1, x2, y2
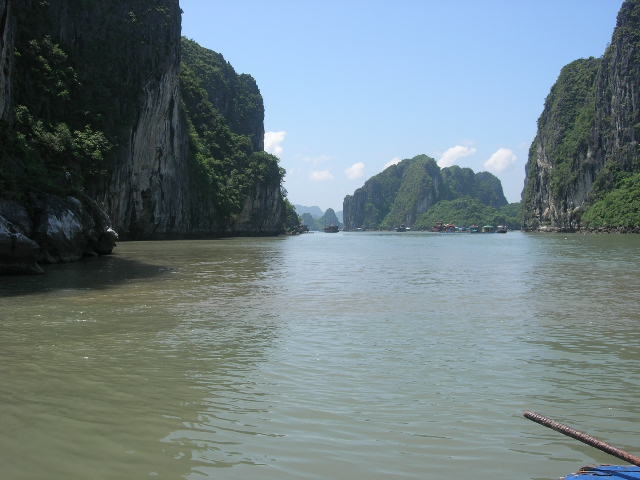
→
(294, 205, 324, 218)
(294, 205, 343, 230)
(294, 205, 343, 222)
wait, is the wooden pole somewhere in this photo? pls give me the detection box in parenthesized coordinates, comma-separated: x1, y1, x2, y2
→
(524, 410, 640, 466)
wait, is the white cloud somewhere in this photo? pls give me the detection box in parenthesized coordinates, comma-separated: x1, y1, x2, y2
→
(310, 170, 334, 181)
(383, 157, 401, 169)
(345, 162, 365, 180)
(438, 145, 477, 167)
(483, 148, 517, 173)
(264, 131, 286, 156)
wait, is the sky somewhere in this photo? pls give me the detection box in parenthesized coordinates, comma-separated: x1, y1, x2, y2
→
(180, 0, 624, 212)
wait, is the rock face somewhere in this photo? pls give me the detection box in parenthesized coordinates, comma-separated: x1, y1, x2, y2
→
(0, 214, 41, 275)
(522, 0, 640, 230)
(106, 67, 189, 238)
(230, 183, 285, 235)
(0, 196, 117, 274)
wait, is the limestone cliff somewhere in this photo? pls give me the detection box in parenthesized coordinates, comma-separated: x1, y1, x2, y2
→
(522, 0, 640, 231)
(0, 0, 287, 272)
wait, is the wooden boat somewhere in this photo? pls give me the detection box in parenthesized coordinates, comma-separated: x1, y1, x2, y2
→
(524, 411, 640, 480)
(496, 225, 507, 233)
(323, 225, 339, 233)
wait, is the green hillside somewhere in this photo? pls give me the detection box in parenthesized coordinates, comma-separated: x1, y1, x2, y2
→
(343, 154, 518, 230)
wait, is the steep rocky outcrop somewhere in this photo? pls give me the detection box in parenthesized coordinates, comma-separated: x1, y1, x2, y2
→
(179, 38, 282, 235)
(1, 0, 287, 272)
(343, 154, 507, 230)
(522, 0, 640, 230)
(27, 0, 191, 238)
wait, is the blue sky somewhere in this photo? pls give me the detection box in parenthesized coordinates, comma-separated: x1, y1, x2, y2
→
(180, 0, 623, 212)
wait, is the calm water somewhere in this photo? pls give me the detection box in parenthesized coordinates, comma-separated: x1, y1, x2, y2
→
(1, 231, 640, 479)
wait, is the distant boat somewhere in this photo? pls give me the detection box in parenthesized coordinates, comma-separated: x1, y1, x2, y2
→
(482, 225, 496, 233)
(432, 222, 455, 232)
(323, 225, 339, 233)
(395, 225, 409, 232)
(469, 224, 480, 233)
(496, 225, 507, 233)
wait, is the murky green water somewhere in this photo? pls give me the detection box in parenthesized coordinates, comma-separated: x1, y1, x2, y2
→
(1, 232, 640, 479)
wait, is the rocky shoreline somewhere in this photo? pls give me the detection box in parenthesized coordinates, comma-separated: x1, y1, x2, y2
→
(0, 194, 118, 274)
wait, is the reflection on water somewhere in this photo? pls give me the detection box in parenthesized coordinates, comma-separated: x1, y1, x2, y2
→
(1, 233, 640, 479)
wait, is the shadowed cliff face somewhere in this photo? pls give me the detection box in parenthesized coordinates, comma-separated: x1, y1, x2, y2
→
(6, 0, 188, 239)
(64, 1, 187, 238)
(3, 0, 285, 242)
(0, 0, 12, 121)
(106, 54, 189, 238)
(522, 0, 640, 231)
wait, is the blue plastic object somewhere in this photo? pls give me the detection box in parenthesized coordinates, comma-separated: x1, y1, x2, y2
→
(566, 465, 640, 479)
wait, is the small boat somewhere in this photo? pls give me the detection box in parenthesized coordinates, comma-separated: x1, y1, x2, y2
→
(469, 224, 480, 233)
(496, 225, 507, 233)
(432, 222, 456, 232)
(323, 225, 339, 233)
(482, 225, 496, 233)
(524, 411, 640, 480)
(395, 225, 409, 232)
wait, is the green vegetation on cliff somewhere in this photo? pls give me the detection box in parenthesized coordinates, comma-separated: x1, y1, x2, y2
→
(0, 29, 113, 198)
(0, 1, 181, 198)
(523, 58, 600, 204)
(382, 157, 441, 229)
(582, 173, 640, 229)
(282, 199, 301, 232)
(180, 38, 264, 151)
(522, 0, 640, 231)
(343, 154, 512, 230)
(180, 38, 284, 221)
